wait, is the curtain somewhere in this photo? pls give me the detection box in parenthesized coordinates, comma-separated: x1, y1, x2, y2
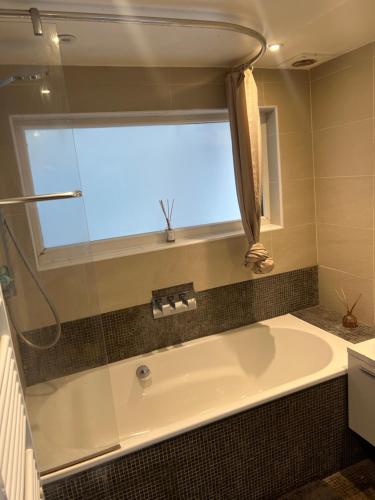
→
(225, 68, 274, 274)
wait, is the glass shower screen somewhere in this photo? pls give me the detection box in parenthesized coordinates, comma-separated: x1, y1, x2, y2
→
(0, 19, 119, 473)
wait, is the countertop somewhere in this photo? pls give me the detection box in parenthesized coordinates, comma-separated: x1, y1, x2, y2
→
(292, 306, 375, 344)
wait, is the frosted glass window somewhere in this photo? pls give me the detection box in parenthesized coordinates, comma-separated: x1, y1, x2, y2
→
(24, 120, 240, 248)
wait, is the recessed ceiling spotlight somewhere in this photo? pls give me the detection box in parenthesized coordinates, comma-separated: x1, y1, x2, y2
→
(57, 34, 76, 44)
(268, 43, 283, 52)
(41, 88, 51, 95)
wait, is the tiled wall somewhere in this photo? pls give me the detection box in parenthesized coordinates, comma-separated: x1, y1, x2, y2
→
(63, 66, 227, 111)
(20, 266, 318, 386)
(96, 68, 318, 313)
(3, 45, 374, 365)
(90, 68, 316, 315)
(0, 64, 317, 335)
(4, 47, 375, 330)
(311, 43, 375, 324)
(43, 376, 368, 500)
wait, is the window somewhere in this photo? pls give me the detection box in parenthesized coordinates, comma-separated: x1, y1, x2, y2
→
(11, 109, 281, 269)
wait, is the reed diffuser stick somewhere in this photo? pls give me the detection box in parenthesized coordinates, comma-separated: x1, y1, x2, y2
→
(335, 287, 362, 328)
(159, 199, 174, 230)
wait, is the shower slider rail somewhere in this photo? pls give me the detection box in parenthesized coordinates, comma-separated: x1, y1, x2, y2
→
(0, 190, 82, 206)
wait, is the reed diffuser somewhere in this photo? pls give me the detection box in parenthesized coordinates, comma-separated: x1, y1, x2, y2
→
(335, 288, 362, 328)
(159, 199, 175, 242)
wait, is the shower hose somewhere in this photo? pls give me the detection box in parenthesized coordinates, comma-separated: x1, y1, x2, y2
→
(2, 216, 61, 350)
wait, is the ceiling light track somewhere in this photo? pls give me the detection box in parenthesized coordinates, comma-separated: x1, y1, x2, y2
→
(0, 7, 267, 70)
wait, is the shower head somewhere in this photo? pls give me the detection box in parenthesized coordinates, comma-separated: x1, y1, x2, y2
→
(0, 71, 46, 89)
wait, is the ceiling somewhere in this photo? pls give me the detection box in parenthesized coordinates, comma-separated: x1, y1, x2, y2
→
(0, 0, 374, 68)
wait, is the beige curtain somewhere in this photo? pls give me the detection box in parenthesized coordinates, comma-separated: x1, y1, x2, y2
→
(225, 68, 274, 274)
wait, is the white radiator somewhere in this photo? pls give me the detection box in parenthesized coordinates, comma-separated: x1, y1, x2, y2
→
(0, 327, 41, 499)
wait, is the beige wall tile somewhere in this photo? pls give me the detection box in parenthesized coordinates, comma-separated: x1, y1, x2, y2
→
(272, 224, 317, 274)
(65, 66, 226, 87)
(4, 214, 102, 330)
(255, 69, 310, 85)
(1, 212, 35, 260)
(0, 146, 22, 199)
(313, 119, 374, 177)
(278, 131, 314, 180)
(317, 224, 373, 278)
(315, 177, 373, 228)
(43, 263, 101, 321)
(166, 67, 226, 85)
(0, 63, 316, 323)
(256, 82, 265, 106)
(13, 232, 275, 325)
(3, 84, 70, 115)
(311, 43, 373, 81)
(269, 180, 283, 226)
(0, 118, 14, 150)
(95, 244, 196, 312)
(263, 78, 311, 134)
(185, 235, 263, 289)
(313, 42, 375, 326)
(14, 262, 101, 331)
(67, 84, 172, 112)
(64, 66, 170, 87)
(170, 84, 226, 109)
(94, 233, 275, 313)
(65, 66, 227, 112)
(318, 266, 374, 325)
(282, 178, 315, 227)
(311, 55, 372, 130)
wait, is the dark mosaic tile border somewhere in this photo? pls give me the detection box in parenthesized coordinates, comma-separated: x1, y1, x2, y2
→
(43, 375, 369, 500)
(20, 266, 318, 386)
(293, 306, 375, 344)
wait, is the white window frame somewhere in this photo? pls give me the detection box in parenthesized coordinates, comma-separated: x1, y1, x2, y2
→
(10, 108, 281, 270)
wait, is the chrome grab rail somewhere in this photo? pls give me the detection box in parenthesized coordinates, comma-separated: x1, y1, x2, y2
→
(0, 190, 82, 206)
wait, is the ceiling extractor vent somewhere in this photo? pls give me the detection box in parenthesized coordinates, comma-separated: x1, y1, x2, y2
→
(292, 58, 317, 67)
(57, 34, 76, 44)
(277, 52, 335, 70)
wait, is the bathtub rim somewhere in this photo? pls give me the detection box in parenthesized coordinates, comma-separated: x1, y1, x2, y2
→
(41, 313, 350, 485)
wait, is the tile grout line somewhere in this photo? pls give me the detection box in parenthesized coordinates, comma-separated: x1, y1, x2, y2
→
(308, 68, 319, 275)
(313, 116, 374, 133)
(371, 47, 375, 324)
(319, 264, 373, 282)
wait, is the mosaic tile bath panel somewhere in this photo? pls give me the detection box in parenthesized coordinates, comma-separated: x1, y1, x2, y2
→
(20, 266, 318, 385)
(43, 376, 368, 500)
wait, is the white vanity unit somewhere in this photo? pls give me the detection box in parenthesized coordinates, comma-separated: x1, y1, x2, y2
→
(348, 340, 375, 446)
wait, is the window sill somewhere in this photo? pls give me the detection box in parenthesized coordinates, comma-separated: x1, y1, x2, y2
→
(259, 223, 283, 234)
(37, 223, 283, 270)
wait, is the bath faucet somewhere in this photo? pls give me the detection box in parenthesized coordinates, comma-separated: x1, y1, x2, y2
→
(153, 297, 172, 316)
(152, 283, 197, 319)
(167, 295, 176, 309)
(179, 291, 195, 308)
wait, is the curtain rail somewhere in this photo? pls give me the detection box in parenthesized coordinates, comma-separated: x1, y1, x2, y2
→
(0, 7, 267, 70)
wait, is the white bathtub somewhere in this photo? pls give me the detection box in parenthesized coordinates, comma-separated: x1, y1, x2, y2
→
(26, 313, 349, 484)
